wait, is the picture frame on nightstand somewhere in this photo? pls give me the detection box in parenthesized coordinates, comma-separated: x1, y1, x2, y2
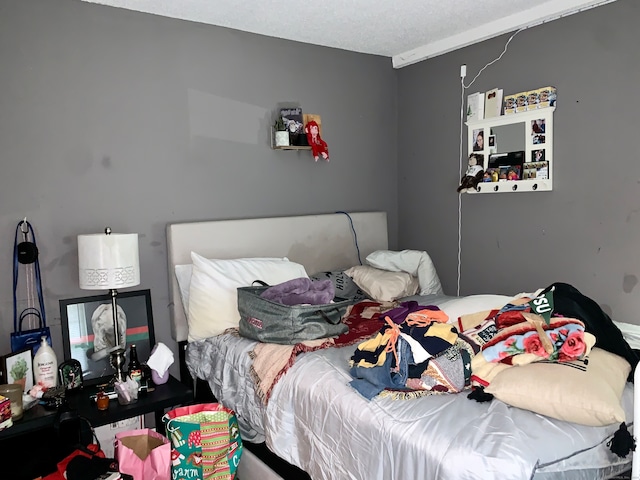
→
(58, 359, 83, 391)
(0, 347, 34, 393)
(59, 289, 155, 387)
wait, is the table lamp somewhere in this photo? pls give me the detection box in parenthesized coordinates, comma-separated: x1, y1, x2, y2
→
(78, 228, 139, 384)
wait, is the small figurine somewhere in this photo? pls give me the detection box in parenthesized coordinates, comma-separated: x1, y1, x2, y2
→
(457, 154, 484, 192)
(305, 120, 329, 162)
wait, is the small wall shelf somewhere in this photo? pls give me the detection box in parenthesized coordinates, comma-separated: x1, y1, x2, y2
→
(270, 127, 311, 150)
(465, 106, 555, 194)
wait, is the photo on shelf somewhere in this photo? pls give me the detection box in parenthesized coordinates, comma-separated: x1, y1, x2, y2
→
(531, 119, 546, 134)
(523, 161, 549, 179)
(532, 149, 545, 162)
(488, 134, 497, 154)
(493, 165, 522, 181)
(506, 165, 522, 180)
(526, 90, 539, 111)
(472, 128, 484, 151)
(537, 87, 557, 108)
(516, 93, 528, 113)
(503, 95, 517, 115)
(533, 134, 546, 145)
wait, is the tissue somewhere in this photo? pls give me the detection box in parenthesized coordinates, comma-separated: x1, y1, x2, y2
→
(147, 342, 174, 385)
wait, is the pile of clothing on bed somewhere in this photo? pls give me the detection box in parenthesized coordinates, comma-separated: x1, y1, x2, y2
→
(347, 282, 640, 457)
(349, 283, 638, 400)
(349, 287, 590, 399)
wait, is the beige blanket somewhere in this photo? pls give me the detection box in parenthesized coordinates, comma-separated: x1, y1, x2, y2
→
(249, 338, 334, 404)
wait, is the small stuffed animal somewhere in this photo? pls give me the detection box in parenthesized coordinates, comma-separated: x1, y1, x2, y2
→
(305, 120, 329, 162)
(457, 154, 484, 192)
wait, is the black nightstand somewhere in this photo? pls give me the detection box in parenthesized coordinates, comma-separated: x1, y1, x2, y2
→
(70, 375, 193, 434)
(1, 375, 193, 479)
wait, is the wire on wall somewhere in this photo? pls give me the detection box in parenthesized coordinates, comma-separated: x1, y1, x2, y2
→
(456, 28, 524, 297)
(336, 211, 363, 265)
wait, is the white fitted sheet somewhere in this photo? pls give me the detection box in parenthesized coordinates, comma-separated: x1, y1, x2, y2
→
(186, 294, 634, 480)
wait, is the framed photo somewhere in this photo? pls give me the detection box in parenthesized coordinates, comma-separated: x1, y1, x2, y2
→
(59, 289, 155, 387)
(1, 347, 34, 393)
(58, 359, 83, 391)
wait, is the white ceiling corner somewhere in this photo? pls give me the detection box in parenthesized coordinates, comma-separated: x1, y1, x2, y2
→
(81, 0, 617, 68)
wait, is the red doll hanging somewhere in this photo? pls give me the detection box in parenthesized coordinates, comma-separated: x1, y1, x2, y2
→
(305, 120, 329, 162)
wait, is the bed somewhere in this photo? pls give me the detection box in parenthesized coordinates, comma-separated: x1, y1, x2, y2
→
(166, 211, 638, 480)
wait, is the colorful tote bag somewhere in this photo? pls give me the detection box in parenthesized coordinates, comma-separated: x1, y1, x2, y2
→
(162, 403, 243, 480)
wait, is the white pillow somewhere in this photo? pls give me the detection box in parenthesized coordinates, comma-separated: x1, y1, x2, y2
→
(437, 294, 514, 325)
(175, 264, 193, 317)
(187, 252, 309, 342)
(366, 249, 443, 295)
(175, 257, 284, 318)
(344, 265, 419, 302)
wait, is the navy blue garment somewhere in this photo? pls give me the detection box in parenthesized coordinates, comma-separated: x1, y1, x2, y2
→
(350, 337, 413, 400)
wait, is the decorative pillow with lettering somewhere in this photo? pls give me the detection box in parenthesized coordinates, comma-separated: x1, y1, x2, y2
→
(309, 271, 370, 302)
(485, 347, 630, 427)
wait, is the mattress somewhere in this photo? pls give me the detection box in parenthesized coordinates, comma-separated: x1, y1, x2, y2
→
(186, 294, 634, 480)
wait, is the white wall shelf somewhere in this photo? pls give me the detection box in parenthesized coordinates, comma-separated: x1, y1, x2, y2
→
(465, 106, 555, 194)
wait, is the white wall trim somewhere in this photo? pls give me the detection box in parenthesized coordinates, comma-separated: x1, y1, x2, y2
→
(392, 0, 617, 68)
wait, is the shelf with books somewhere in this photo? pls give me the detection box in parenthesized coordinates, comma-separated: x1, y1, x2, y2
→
(465, 106, 555, 194)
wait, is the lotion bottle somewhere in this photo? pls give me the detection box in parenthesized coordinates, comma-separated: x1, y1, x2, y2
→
(34, 336, 58, 388)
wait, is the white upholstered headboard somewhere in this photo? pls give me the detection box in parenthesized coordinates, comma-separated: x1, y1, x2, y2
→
(166, 211, 388, 342)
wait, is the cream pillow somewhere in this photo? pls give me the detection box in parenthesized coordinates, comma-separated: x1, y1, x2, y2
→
(187, 252, 308, 342)
(437, 294, 514, 329)
(366, 249, 443, 295)
(485, 347, 630, 426)
(344, 265, 419, 302)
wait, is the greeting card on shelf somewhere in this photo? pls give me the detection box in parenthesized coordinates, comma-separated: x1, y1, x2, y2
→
(280, 107, 305, 145)
(466, 92, 485, 122)
(484, 88, 503, 118)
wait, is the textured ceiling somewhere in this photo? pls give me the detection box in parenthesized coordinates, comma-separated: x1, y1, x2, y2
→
(81, 0, 616, 68)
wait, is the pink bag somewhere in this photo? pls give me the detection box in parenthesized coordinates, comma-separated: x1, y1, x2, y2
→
(114, 428, 171, 480)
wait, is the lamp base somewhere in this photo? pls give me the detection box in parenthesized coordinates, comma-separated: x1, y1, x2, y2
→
(109, 346, 127, 384)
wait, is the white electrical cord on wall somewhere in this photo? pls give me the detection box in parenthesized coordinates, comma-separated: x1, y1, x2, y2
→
(456, 28, 524, 297)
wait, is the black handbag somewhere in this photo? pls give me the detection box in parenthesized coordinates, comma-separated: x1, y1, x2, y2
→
(11, 219, 52, 354)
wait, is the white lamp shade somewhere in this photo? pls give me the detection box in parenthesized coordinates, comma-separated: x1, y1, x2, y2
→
(78, 232, 140, 289)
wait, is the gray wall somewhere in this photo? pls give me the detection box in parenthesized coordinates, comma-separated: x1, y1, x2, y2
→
(0, 0, 398, 377)
(398, 0, 640, 324)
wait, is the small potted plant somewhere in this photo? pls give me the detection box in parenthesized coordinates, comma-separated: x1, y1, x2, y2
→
(10, 357, 28, 390)
(273, 116, 289, 147)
